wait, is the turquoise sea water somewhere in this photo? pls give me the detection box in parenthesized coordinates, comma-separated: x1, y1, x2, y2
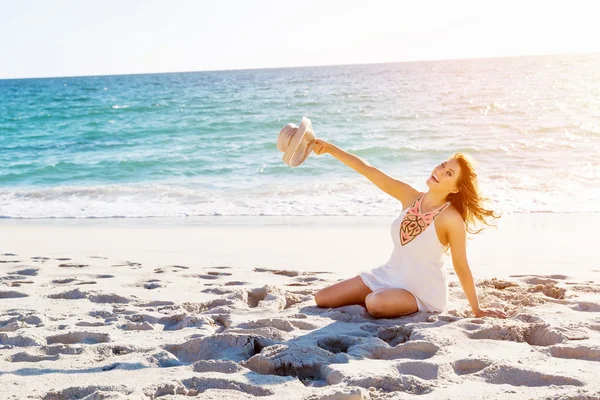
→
(0, 53, 599, 218)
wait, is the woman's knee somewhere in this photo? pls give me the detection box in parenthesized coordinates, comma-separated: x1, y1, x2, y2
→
(314, 289, 329, 308)
(365, 291, 385, 316)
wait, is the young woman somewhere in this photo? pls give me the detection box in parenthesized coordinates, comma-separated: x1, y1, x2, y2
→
(311, 139, 508, 319)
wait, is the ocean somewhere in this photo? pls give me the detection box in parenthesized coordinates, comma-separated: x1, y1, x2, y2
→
(1, 53, 599, 218)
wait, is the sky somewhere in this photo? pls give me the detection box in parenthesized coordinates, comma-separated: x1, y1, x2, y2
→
(1, 0, 599, 79)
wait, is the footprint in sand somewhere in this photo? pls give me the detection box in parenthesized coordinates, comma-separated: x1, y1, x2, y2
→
(510, 274, 568, 282)
(224, 281, 245, 286)
(8, 352, 59, 362)
(451, 358, 492, 375)
(150, 378, 271, 398)
(8, 268, 38, 276)
(48, 288, 87, 299)
(137, 300, 175, 308)
(143, 280, 164, 290)
(479, 278, 520, 290)
(1, 333, 46, 347)
(564, 283, 600, 293)
(396, 361, 445, 380)
(76, 321, 106, 327)
(206, 271, 233, 276)
(1, 313, 43, 326)
(154, 265, 188, 273)
(527, 283, 567, 299)
(112, 261, 142, 268)
(88, 293, 131, 304)
(474, 363, 584, 387)
(190, 274, 219, 280)
(0, 291, 29, 299)
(465, 320, 577, 346)
(59, 263, 88, 268)
(254, 267, 300, 277)
(158, 314, 214, 331)
(201, 288, 234, 295)
(370, 340, 440, 361)
(49, 289, 131, 304)
(295, 276, 322, 283)
(8, 281, 34, 287)
(238, 318, 318, 332)
(52, 278, 78, 284)
(50, 278, 96, 286)
(543, 344, 600, 361)
(193, 360, 243, 373)
(569, 301, 600, 312)
(46, 331, 110, 345)
(7, 344, 82, 362)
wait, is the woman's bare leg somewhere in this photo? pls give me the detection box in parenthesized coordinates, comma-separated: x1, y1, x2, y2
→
(364, 288, 419, 317)
(314, 275, 372, 308)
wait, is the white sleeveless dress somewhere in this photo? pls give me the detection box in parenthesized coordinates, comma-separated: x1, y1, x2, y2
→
(359, 193, 451, 313)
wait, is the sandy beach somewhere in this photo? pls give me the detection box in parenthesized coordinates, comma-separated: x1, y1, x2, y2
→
(0, 214, 599, 399)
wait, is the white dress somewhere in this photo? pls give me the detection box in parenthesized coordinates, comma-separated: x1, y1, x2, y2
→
(359, 193, 451, 313)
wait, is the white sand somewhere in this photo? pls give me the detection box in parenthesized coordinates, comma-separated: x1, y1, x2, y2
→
(0, 215, 599, 399)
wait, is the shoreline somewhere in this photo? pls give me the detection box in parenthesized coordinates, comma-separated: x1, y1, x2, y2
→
(1, 213, 598, 281)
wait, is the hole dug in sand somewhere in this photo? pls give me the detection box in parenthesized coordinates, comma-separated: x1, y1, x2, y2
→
(247, 287, 269, 308)
(164, 333, 279, 363)
(242, 343, 337, 383)
(316, 335, 358, 354)
(377, 325, 413, 347)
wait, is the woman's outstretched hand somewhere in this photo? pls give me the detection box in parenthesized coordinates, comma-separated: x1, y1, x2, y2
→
(311, 139, 331, 156)
(474, 307, 509, 319)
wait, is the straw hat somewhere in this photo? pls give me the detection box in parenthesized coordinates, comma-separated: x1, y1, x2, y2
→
(277, 116, 316, 167)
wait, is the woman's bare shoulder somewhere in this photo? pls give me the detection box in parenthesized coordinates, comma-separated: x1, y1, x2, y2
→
(438, 205, 465, 230)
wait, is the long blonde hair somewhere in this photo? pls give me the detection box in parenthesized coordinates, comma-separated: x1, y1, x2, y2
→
(446, 152, 501, 235)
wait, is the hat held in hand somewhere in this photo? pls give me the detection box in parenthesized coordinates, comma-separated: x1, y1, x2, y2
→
(277, 116, 316, 167)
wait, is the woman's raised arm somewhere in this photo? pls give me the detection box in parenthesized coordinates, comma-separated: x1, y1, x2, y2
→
(312, 139, 419, 207)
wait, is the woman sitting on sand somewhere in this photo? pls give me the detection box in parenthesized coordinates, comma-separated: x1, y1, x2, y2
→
(311, 139, 508, 320)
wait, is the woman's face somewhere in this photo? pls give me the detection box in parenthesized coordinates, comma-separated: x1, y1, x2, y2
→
(427, 159, 461, 193)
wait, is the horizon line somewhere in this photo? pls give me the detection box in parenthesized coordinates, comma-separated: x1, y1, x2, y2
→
(1, 50, 598, 81)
